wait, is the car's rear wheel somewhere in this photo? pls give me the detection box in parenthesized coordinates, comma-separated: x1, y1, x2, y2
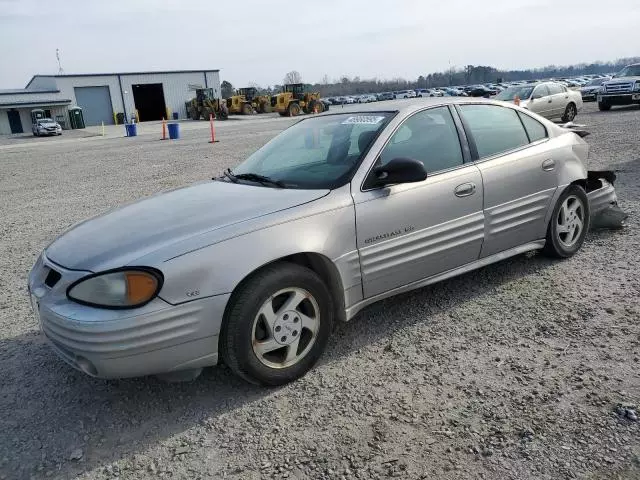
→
(220, 263, 333, 385)
(543, 185, 590, 258)
(561, 102, 577, 122)
(598, 101, 611, 111)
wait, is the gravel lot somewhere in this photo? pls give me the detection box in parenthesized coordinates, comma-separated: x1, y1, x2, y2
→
(0, 102, 638, 480)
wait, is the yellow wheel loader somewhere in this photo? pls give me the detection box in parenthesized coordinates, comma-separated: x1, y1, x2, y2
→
(272, 83, 324, 117)
(188, 88, 228, 120)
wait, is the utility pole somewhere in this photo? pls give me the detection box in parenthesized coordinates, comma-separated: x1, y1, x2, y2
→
(56, 49, 64, 74)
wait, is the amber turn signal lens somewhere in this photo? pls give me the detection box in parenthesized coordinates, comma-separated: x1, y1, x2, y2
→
(125, 272, 159, 304)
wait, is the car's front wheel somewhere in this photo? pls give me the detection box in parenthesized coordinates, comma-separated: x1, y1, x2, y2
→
(543, 185, 590, 258)
(220, 263, 333, 385)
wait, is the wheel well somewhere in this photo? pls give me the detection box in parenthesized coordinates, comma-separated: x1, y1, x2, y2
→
(278, 253, 346, 321)
(230, 253, 346, 323)
(570, 179, 587, 191)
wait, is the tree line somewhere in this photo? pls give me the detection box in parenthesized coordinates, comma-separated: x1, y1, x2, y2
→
(221, 57, 640, 98)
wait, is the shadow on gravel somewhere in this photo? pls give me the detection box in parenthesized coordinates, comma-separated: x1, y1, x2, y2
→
(0, 230, 625, 480)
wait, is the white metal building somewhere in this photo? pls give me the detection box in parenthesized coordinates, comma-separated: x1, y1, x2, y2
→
(0, 69, 221, 134)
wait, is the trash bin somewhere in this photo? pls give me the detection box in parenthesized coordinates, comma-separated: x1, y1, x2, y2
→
(172, 112, 179, 120)
(125, 123, 137, 137)
(167, 122, 180, 140)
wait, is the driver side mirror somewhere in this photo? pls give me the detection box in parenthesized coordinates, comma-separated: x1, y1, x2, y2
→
(531, 93, 541, 100)
(370, 158, 427, 188)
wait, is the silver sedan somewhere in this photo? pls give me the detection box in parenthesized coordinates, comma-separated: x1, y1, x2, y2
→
(28, 98, 619, 385)
(496, 82, 583, 122)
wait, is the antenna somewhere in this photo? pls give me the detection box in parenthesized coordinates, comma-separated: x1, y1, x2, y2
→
(56, 48, 64, 74)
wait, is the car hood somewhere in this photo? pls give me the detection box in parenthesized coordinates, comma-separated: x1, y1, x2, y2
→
(38, 122, 58, 127)
(46, 181, 329, 271)
(606, 76, 640, 83)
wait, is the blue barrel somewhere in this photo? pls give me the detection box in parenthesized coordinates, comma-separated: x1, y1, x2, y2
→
(172, 112, 179, 120)
(125, 123, 137, 137)
(167, 122, 180, 140)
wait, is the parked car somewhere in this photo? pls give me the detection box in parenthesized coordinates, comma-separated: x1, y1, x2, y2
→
(358, 94, 377, 103)
(415, 89, 436, 97)
(394, 90, 413, 99)
(580, 78, 609, 102)
(320, 99, 331, 111)
(496, 82, 583, 122)
(597, 63, 640, 111)
(29, 98, 619, 385)
(376, 92, 394, 101)
(32, 118, 62, 136)
(467, 85, 495, 97)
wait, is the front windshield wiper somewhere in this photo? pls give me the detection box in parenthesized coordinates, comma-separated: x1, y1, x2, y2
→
(233, 172, 287, 188)
(221, 168, 238, 183)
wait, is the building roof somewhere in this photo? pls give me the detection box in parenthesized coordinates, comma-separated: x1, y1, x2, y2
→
(0, 88, 60, 95)
(25, 69, 220, 88)
(0, 99, 72, 108)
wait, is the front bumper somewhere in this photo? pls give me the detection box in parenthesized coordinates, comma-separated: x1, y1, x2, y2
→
(597, 93, 640, 105)
(28, 252, 230, 378)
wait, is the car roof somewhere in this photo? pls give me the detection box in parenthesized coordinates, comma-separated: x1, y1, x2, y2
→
(319, 96, 503, 116)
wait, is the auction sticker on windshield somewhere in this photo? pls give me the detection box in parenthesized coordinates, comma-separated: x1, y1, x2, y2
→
(341, 115, 386, 125)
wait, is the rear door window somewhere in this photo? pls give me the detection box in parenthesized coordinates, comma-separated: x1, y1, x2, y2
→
(547, 83, 563, 95)
(459, 104, 529, 158)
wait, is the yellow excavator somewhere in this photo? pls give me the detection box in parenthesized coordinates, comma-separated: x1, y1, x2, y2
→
(272, 83, 324, 117)
(188, 88, 228, 120)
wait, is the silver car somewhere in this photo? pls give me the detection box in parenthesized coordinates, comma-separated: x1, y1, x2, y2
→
(28, 98, 619, 385)
(32, 118, 63, 136)
(496, 82, 583, 122)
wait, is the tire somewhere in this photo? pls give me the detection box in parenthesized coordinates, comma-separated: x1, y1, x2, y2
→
(220, 262, 334, 386)
(190, 108, 200, 120)
(278, 112, 288, 117)
(307, 100, 323, 114)
(241, 103, 253, 115)
(542, 185, 590, 258)
(287, 102, 301, 117)
(561, 102, 577, 122)
(598, 101, 611, 111)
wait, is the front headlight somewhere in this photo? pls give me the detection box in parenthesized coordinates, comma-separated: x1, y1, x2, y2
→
(634, 82, 640, 92)
(600, 85, 607, 93)
(67, 268, 163, 308)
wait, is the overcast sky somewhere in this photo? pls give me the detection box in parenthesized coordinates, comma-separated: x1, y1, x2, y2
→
(1, 0, 639, 89)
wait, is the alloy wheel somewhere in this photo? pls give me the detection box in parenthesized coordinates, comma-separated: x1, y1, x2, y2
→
(251, 288, 320, 369)
(556, 195, 584, 248)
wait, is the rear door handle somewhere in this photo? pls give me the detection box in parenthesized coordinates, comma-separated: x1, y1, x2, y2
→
(454, 182, 476, 197)
(542, 159, 555, 171)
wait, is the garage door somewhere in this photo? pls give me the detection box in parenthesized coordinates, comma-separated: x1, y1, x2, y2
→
(74, 86, 114, 126)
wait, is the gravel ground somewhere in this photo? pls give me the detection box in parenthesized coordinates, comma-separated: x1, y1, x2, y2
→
(0, 103, 638, 480)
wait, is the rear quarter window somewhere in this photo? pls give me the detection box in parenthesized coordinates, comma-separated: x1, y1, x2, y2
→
(518, 112, 547, 143)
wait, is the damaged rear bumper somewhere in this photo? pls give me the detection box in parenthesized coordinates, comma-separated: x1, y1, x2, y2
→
(586, 170, 627, 229)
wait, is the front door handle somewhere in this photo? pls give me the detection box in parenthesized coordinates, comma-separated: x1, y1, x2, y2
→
(454, 182, 476, 197)
(542, 159, 555, 171)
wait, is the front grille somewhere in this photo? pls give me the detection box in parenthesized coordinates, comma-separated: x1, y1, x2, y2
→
(604, 82, 633, 94)
(44, 268, 61, 288)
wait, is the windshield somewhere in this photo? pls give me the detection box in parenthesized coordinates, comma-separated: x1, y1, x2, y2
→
(231, 112, 394, 189)
(37, 118, 54, 124)
(496, 85, 534, 101)
(615, 65, 640, 77)
(586, 78, 605, 86)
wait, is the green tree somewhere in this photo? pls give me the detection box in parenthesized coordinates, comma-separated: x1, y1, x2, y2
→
(221, 80, 234, 99)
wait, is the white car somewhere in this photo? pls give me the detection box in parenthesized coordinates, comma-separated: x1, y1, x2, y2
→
(496, 82, 583, 122)
(32, 118, 62, 136)
(357, 94, 377, 103)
